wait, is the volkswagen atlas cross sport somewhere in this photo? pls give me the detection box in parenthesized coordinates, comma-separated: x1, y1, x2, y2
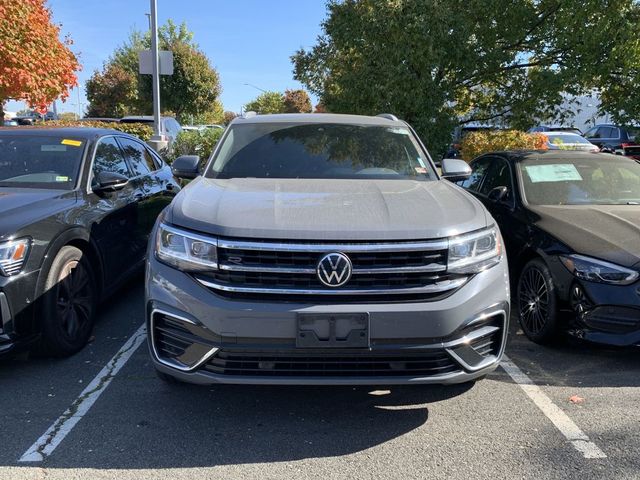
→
(146, 113, 510, 385)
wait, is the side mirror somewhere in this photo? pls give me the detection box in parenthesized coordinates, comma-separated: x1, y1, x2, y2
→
(93, 171, 129, 192)
(488, 186, 509, 203)
(172, 155, 200, 180)
(441, 158, 472, 182)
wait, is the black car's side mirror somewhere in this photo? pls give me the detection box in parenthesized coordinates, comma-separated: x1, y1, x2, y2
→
(441, 158, 472, 182)
(93, 171, 129, 192)
(488, 186, 509, 203)
(172, 155, 201, 180)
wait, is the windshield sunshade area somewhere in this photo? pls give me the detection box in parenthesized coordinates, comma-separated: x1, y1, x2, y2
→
(0, 135, 85, 189)
(519, 156, 640, 206)
(208, 123, 436, 180)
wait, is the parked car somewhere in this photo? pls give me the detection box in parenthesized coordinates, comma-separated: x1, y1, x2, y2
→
(529, 125, 582, 135)
(147, 113, 510, 386)
(79, 117, 120, 124)
(583, 124, 639, 151)
(2, 120, 18, 127)
(543, 132, 599, 152)
(0, 128, 180, 357)
(458, 150, 640, 346)
(120, 116, 182, 146)
(202, 124, 224, 130)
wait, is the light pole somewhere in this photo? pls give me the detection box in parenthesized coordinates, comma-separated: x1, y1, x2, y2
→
(148, 0, 167, 151)
(243, 83, 267, 93)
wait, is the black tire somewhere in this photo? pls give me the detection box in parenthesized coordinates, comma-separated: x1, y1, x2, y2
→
(517, 258, 559, 344)
(155, 368, 181, 384)
(38, 246, 97, 357)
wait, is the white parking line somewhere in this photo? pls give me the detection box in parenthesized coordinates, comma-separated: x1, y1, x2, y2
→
(501, 354, 607, 459)
(19, 324, 147, 462)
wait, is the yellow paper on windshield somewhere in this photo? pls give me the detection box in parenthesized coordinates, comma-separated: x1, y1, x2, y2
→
(61, 139, 82, 147)
(524, 164, 582, 183)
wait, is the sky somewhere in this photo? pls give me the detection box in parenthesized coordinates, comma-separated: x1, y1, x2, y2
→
(6, 0, 327, 116)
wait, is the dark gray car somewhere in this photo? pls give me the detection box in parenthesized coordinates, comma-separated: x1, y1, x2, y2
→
(146, 113, 510, 385)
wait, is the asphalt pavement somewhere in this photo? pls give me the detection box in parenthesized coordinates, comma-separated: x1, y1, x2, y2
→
(1, 275, 638, 480)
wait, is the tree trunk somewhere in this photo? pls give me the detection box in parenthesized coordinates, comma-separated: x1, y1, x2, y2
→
(0, 102, 5, 122)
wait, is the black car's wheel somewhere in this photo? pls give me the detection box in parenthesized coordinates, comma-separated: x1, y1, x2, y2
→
(39, 246, 97, 357)
(517, 258, 559, 344)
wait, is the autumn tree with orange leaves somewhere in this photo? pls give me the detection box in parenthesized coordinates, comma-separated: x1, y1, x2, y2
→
(0, 0, 80, 119)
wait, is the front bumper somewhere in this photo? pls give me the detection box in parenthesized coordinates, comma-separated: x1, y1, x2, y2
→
(146, 253, 510, 385)
(0, 270, 40, 355)
(568, 280, 640, 347)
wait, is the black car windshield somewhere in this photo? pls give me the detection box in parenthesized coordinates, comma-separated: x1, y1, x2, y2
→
(0, 135, 85, 189)
(519, 156, 640, 205)
(207, 123, 436, 180)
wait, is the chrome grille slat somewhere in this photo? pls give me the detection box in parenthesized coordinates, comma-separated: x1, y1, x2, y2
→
(202, 236, 465, 299)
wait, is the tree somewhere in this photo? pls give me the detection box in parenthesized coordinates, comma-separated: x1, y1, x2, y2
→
(223, 111, 238, 125)
(244, 91, 286, 114)
(86, 64, 138, 117)
(58, 112, 79, 121)
(292, 0, 640, 154)
(0, 0, 80, 119)
(283, 89, 313, 113)
(85, 20, 222, 122)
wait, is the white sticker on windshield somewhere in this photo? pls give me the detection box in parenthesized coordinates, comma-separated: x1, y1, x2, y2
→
(524, 164, 583, 183)
(41, 145, 67, 152)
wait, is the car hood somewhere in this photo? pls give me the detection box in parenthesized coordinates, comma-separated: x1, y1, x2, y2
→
(529, 205, 640, 268)
(0, 188, 76, 240)
(167, 177, 488, 241)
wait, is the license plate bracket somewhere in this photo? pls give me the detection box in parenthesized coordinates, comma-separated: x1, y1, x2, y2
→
(296, 313, 369, 348)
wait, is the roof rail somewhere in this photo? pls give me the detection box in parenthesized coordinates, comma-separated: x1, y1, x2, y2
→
(376, 113, 399, 121)
(242, 111, 257, 118)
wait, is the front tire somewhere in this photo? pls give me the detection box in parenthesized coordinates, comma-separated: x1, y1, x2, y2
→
(517, 258, 559, 344)
(38, 246, 97, 357)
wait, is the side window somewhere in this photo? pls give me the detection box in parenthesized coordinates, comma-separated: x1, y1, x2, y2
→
(479, 158, 513, 201)
(596, 127, 613, 139)
(609, 127, 620, 139)
(459, 157, 491, 191)
(92, 137, 130, 179)
(118, 137, 155, 176)
(583, 127, 597, 139)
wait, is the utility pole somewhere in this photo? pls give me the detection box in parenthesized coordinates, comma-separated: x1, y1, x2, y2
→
(148, 0, 168, 151)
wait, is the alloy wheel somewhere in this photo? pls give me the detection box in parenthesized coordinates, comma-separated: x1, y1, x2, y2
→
(56, 260, 93, 340)
(519, 267, 550, 335)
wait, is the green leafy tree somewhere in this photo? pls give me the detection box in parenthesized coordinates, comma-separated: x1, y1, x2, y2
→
(292, 0, 640, 154)
(85, 20, 222, 122)
(244, 91, 286, 114)
(283, 89, 313, 113)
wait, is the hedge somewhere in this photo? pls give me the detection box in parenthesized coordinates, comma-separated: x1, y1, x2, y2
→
(460, 130, 548, 162)
(38, 120, 154, 141)
(165, 128, 224, 165)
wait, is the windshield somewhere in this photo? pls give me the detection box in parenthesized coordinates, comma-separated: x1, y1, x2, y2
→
(519, 156, 640, 205)
(546, 134, 592, 145)
(207, 123, 436, 180)
(0, 135, 85, 189)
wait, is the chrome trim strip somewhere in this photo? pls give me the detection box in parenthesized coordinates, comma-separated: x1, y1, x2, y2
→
(218, 262, 447, 275)
(217, 238, 448, 253)
(150, 308, 219, 372)
(194, 276, 467, 295)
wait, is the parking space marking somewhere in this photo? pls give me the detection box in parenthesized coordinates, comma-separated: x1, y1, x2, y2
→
(501, 354, 606, 459)
(19, 324, 147, 463)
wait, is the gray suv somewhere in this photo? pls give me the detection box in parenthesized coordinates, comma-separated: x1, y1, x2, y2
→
(146, 113, 510, 385)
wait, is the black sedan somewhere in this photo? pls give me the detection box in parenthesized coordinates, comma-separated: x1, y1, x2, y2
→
(0, 128, 180, 356)
(457, 150, 640, 346)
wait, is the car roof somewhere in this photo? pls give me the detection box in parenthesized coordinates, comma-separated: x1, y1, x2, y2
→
(0, 126, 129, 138)
(543, 131, 582, 135)
(231, 113, 405, 126)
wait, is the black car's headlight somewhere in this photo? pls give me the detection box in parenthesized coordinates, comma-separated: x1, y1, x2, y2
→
(0, 238, 31, 276)
(447, 227, 502, 274)
(155, 224, 218, 271)
(560, 254, 639, 286)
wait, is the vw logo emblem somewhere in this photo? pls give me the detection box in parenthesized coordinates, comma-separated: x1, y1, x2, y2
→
(317, 252, 352, 288)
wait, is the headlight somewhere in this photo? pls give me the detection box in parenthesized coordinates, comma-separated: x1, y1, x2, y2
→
(560, 254, 639, 285)
(448, 227, 502, 274)
(0, 238, 31, 276)
(155, 224, 218, 271)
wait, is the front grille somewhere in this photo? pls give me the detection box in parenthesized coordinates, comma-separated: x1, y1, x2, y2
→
(205, 349, 460, 377)
(468, 329, 502, 357)
(197, 237, 468, 300)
